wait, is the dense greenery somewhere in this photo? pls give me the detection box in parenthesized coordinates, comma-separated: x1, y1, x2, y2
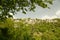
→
(0, 18, 60, 40)
(0, 0, 53, 20)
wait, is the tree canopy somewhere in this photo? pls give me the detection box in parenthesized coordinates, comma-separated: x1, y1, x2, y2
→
(0, 0, 53, 20)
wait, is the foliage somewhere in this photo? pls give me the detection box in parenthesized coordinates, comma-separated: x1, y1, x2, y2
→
(0, 18, 60, 40)
(0, 0, 53, 19)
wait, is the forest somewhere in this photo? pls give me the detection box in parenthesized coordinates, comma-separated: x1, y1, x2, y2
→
(0, 18, 60, 40)
(0, 0, 60, 40)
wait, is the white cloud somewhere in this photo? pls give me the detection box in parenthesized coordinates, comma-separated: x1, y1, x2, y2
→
(56, 10, 60, 16)
(41, 10, 60, 19)
(51, 15, 57, 19)
(41, 15, 50, 19)
(41, 15, 57, 19)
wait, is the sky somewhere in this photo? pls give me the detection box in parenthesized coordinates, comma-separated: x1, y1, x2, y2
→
(14, 0, 60, 19)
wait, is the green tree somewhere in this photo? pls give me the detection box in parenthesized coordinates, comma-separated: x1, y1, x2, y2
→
(0, 0, 53, 20)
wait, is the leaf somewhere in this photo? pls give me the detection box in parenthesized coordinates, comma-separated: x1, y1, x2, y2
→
(22, 11, 26, 14)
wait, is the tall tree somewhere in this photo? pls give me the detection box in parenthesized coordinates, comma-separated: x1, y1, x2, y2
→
(0, 0, 53, 20)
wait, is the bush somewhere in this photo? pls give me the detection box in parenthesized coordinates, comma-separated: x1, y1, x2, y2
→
(0, 18, 60, 40)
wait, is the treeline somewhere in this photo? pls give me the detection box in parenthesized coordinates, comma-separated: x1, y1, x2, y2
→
(0, 18, 60, 40)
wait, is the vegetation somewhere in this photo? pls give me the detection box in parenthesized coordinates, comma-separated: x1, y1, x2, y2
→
(0, 18, 60, 40)
(0, 0, 53, 20)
